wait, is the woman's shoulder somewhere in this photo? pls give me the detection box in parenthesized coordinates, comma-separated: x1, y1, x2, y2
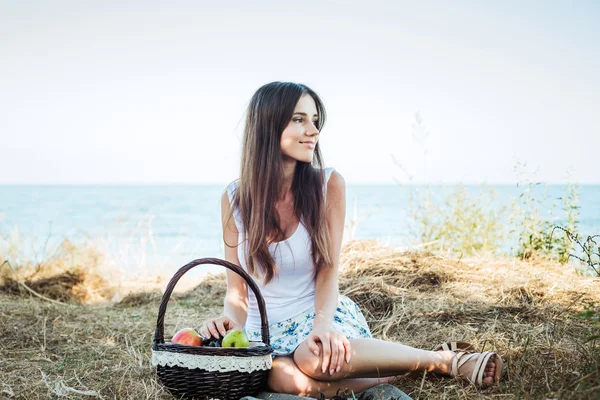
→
(326, 168, 344, 189)
(225, 178, 240, 190)
(321, 167, 345, 199)
(224, 179, 240, 203)
(321, 166, 342, 178)
(320, 166, 336, 181)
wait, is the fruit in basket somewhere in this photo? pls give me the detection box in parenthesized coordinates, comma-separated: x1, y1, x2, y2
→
(171, 328, 202, 346)
(201, 336, 222, 347)
(221, 329, 250, 348)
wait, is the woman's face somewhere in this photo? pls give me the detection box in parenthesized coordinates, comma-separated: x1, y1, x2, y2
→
(280, 94, 320, 163)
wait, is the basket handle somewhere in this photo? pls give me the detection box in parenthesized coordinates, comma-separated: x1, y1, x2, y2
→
(153, 257, 270, 346)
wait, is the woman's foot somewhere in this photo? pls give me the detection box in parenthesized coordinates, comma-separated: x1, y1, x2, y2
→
(437, 350, 501, 387)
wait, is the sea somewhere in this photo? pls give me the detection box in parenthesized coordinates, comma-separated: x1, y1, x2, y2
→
(1, 184, 599, 284)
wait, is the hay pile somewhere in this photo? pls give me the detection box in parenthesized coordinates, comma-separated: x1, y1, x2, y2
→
(0, 238, 119, 304)
(0, 240, 598, 399)
(0, 237, 173, 305)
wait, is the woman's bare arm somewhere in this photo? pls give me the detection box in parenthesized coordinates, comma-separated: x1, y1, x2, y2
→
(221, 190, 249, 329)
(313, 170, 346, 328)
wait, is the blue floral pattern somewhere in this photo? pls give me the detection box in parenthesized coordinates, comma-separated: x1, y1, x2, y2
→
(243, 294, 372, 359)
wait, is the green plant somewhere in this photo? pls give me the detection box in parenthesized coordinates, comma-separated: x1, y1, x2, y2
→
(578, 304, 600, 343)
(407, 184, 507, 255)
(509, 162, 580, 263)
(508, 178, 551, 260)
(551, 226, 600, 277)
(556, 181, 581, 263)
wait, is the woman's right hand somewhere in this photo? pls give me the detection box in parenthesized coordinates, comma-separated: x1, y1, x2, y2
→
(199, 316, 240, 339)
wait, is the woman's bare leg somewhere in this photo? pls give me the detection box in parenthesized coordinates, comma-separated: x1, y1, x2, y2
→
(293, 338, 497, 386)
(267, 355, 397, 397)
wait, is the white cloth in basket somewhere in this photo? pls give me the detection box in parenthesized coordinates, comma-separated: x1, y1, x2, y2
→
(151, 343, 272, 373)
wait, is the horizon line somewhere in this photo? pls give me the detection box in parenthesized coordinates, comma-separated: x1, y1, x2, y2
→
(0, 181, 596, 186)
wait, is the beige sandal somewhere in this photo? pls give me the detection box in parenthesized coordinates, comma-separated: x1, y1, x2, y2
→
(449, 351, 503, 387)
(433, 341, 476, 352)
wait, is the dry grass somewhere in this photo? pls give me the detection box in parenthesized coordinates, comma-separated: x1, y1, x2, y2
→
(1, 240, 599, 399)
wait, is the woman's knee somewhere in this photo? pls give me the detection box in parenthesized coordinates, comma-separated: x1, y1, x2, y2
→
(266, 355, 314, 395)
(293, 340, 324, 379)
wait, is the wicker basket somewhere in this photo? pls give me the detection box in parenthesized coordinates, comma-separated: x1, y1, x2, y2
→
(151, 257, 273, 400)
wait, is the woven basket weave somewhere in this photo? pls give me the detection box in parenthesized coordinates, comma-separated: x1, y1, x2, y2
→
(152, 257, 273, 400)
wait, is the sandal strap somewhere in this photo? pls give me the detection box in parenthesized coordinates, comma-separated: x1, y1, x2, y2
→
(452, 351, 497, 386)
(472, 351, 494, 385)
(435, 341, 475, 352)
(451, 351, 467, 376)
(456, 352, 477, 371)
(443, 342, 461, 351)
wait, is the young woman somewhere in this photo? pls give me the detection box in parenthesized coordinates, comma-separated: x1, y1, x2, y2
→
(200, 81, 503, 397)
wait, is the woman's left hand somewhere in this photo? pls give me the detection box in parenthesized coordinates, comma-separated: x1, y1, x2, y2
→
(305, 323, 352, 376)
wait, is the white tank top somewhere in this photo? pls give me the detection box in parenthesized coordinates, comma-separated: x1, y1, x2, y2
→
(226, 167, 335, 331)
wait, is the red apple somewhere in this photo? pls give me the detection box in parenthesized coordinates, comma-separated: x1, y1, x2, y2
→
(171, 328, 202, 346)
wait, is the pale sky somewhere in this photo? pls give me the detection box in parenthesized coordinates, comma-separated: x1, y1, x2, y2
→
(1, 0, 598, 185)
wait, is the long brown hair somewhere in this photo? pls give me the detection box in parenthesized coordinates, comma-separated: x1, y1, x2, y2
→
(224, 81, 333, 285)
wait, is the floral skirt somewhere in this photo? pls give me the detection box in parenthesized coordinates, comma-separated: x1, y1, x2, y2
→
(243, 294, 372, 358)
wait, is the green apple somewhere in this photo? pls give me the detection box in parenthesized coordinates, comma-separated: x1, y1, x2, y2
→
(221, 329, 250, 348)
